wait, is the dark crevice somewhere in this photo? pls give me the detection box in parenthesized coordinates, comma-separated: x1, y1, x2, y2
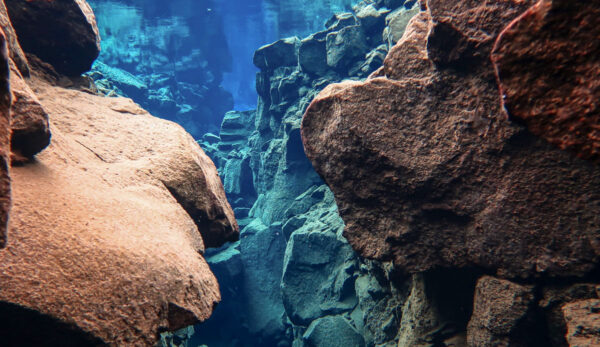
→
(0, 302, 107, 347)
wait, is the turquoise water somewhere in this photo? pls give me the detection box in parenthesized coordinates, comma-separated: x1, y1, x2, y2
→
(88, 1, 418, 346)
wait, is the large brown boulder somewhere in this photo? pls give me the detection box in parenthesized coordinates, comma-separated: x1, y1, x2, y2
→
(4, 0, 100, 76)
(0, 75, 238, 345)
(492, 0, 600, 162)
(0, 27, 10, 249)
(466, 276, 536, 347)
(301, 1, 600, 279)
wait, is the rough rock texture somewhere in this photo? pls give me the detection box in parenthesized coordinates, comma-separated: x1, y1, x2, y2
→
(0, 26, 10, 248)
(0, 74, 238, 346)
(301, 1, 600, 279)
(382, 2, 420, 47)
(253, 37, 300, 71)
(492, 0, 600, 162)
(5, 0, 100, 76)
(539, 283, 600, 347)
(0, 0, 28, 76)
(194, 1, 415, 345)
(8, 61, 50, 158)
(467, 276, 537, 347)
(562, 299, 600, 347)
(303, 315, 365, 347)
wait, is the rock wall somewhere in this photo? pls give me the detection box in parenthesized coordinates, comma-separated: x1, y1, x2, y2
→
(0, 26, 10, 249)
(302, 0, 600, 345)
(0, 1, 238, 346)
(193, 1, 420, 346)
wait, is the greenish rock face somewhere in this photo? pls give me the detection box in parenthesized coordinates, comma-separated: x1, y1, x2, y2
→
(281, 188, 357, 326)
(326, 25, 369, 71)
(303, 315, 365, 347)
(189, 0, 421, 346)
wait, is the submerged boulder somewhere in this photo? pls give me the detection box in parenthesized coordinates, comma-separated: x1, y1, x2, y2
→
(253, 37, 300, 71)
(299, 32, 329, 76)
(491, 0, 600, 162)
(326, 25, 369, 71)
(0, 72, 238, 346)
(8, 62, 50, 158)
(302, 1, 600, 279)
(303, 315, 365, 347)
(382, 2, 420, 48)
(5, 0, 100, 76)
(467, 276, 536, 347)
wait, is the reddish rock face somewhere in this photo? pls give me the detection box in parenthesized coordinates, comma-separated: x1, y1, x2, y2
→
(0, 27, 10, 249)
(0, 77, 238, 346)
(9, 61, 50, 158)
(4, 0, 100, 76)
(492, 0, 600, 162)
(301, 0, 600, 279)
(467, 276, 536, 347)
(562, 299, 600, 347)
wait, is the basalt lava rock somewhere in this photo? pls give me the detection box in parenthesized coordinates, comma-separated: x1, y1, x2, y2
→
(301, 1, 600, 279)
(0, 74, 238, 346)
(492, 0, 600, 162)
(5, 0, 100, 76)
(562, 299, 600, 346)
(9, 61, 50, 158)
(466, 276, 537, 347)
(0, 27, 10, 249)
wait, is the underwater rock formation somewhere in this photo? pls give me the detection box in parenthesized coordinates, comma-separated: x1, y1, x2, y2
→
(194, 1, 419, 346)
(5, 0, 100, 76)
(302, 0, 600, 279)
(9, 61, 50, 158)
(0, 1, 238, 345)
(491, 0, 600, 162)
(0, 26, 10, 249)
(302, 0, 600, 345)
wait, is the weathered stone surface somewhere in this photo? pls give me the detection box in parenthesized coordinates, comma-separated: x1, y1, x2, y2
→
(253, 37, 300, 71)
(0, 0, 28, 76)
(326, 25, 368, 71)
(0, 27, 10, 249)
(562, 299, 600, 347)
(302, 315, 365, 347)
(325, 12, 357, 32)
(0, 76, 238, 346)
(382, 2, 420, 48)
(239, 218, 287, 342)
(355, 4, 388, 36)
(5, 0, 100, 76)
(302, 1, 600, 279)
(467, 276, 536, 347)
(9, 61, 50, 158)
(282, 213, 357, 325)
(539, 283, 600, 347)
(492, 0, 600, 162)
(299, 33, 329, 76)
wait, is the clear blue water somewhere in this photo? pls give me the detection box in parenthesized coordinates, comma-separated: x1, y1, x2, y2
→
(89, 0, 356, 134)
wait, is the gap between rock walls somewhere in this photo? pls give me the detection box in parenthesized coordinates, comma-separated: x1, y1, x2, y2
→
(0, 0, 597, 347)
